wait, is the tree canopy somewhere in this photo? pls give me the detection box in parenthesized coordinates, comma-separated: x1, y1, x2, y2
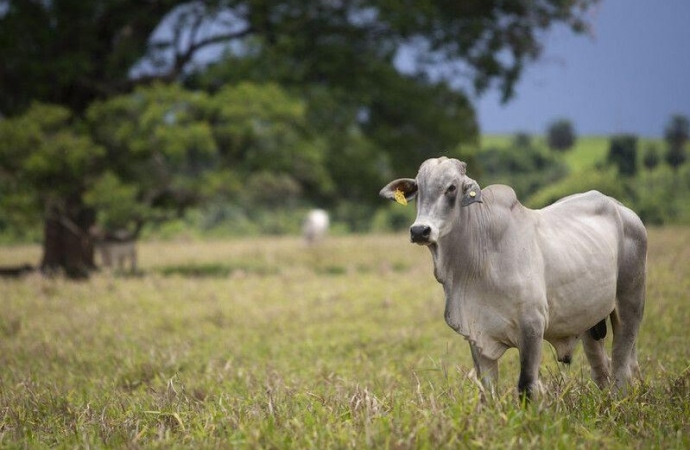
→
(0, 0, 602, 276)
(1, 0, 599, 116)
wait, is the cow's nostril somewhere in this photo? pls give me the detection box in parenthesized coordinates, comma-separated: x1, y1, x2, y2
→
(410, 225, 432, 243)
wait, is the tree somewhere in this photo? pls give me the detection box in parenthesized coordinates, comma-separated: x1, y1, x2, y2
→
(0, 104, 105, 277)
(643, 144, 660, 172)
(546, 119, 577, 152)
(664, 114, 689, 172)
(85, 83, 219, 230)
(189, 1, 597, 176)
(607, 134, 638, 177)
(1, 0, 600, 116)
(0, 82, 339, 276)
(88, 82, 335, 227)
(0, 0, 602, 275)
(0, 1, 185, 115)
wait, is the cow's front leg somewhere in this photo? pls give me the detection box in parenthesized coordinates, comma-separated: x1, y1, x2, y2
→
(469, 343, 498, 399)
(518, 318, 545, 401)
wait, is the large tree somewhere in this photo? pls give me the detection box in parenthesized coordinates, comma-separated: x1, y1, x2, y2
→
(0, 104, 105, 277)
(0, 0, 600, 276)
(0, 83, 335, 275)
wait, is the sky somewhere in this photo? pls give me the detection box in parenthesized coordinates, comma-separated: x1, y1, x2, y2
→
(474, 0, 690, 138)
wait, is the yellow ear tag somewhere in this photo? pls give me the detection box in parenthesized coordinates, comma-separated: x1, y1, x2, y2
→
(394, 188, 408, 206)
(469, 191, 476, 198)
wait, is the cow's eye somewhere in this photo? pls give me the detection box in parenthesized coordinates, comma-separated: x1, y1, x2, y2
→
(446, 184, 457, 194)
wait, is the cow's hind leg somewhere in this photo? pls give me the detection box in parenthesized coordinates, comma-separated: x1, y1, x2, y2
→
(610, 303, 643, 392)
(582, 327, 611, 388)
(611, 212, 646, 393)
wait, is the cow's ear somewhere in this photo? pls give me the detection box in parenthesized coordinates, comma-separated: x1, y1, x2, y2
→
(461, 178, 482, 207)
(379, 178, 417, 205)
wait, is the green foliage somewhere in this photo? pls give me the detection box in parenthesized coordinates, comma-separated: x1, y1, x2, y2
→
(84, 82, 338, 231)
(1, 0, 599, 121)
(0, 102, 104, 204)
(210, 82, 334, 196)
(527, 168, 626, 209)
(85, 83, 220, 229)
(666, 144, 688, 171)
(83, 172, 146, 230)
(664, 114, 689, 150)
(0, 0, 605, 248)
(546, 118, 576, 152)
(517, 129, 690, 225)
(0, 230, 689, 447)
(361, 70, 479, 177)
(371, 203, 418, 233)
(664, 115, 688, 172)
(0, 0, 188, 114)
(477, 134, 568, 200)
(242, 171, 302, 209)
(607, 134, 638, 177)
(643, 144, 660, 171)
(87, 83, 217, 165)
(634, 164, 690, 225)
(562, 135, 610, 172)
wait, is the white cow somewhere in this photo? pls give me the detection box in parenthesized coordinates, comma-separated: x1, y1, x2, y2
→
(380, 157, 646, 400)
(302, 209, 330, 245)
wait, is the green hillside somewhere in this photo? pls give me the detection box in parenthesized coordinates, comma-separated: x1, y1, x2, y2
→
(480, 134, 609, 172)
(477, 134, 689, 224)
(562, 136, 609, 171)
(480, 134, 664, 173)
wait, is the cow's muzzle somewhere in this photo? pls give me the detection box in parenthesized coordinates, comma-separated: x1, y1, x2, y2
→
(410, 224, 432, 244)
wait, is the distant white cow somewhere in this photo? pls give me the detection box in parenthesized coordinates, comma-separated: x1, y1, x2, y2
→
(303, 209, 329, 245)
(380, 157, 647, 400)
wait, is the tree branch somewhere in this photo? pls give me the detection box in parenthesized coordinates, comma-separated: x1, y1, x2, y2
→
(172, 26, 254, 75)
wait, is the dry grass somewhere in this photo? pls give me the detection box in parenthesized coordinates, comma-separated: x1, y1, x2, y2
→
(0, 229, 689, 448)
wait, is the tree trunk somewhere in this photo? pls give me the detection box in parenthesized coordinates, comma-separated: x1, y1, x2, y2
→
(40, 200, 96, 279)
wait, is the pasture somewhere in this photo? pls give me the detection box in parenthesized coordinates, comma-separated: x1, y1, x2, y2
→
(1, 228, 689, 448)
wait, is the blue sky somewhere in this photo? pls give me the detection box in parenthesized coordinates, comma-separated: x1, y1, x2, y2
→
(475, 0, 690, 138)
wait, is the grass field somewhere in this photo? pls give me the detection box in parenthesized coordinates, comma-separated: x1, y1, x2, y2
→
(1, 229, 689, 448)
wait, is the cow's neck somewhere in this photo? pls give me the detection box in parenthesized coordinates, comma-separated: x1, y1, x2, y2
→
(429, 202, 492, 286)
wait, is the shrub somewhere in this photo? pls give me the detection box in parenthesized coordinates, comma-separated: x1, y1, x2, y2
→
(546, 119, 576, 152)
(643, 144, 660, 171)
(527, 168, 626, 209)
(477, 139, 569, 201)
(607, 134, 638, 177)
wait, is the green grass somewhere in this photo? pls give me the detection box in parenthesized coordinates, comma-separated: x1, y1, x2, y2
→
(563, 135, 609, 172)
(1, 230, 689, 448)
(479, 134, 514, 150)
